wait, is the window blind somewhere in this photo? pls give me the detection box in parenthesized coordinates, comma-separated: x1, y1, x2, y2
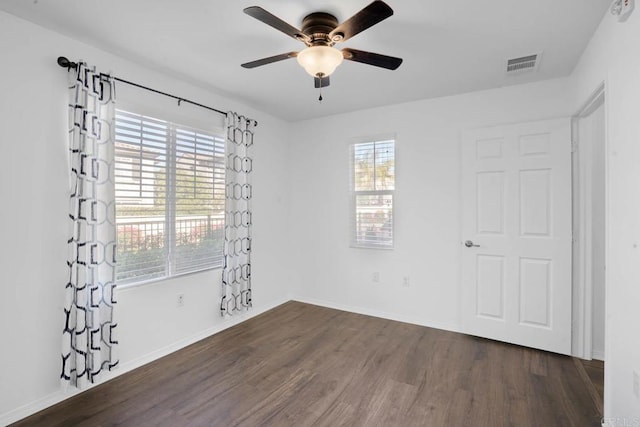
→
(114, 110, 225, 285)
(350, 139, 395, 248)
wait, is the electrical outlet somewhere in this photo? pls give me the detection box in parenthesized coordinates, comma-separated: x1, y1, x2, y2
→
(177, 293, 185, 307)
(402, 276, 410, 287)
(633, 370, 639, 398)
(372, 272, 380, 283)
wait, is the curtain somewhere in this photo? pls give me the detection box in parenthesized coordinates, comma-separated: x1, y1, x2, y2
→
(221, 112, 254, 316)
(62, 62, 118, 388)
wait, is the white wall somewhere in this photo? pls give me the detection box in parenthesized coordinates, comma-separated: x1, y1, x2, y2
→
(570, 8, 640, 421)
(0, 11, 291, 424)
(288, 78, 574, 330)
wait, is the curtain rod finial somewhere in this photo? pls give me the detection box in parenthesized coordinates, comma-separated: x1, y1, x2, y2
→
(57, 56, 77, 69)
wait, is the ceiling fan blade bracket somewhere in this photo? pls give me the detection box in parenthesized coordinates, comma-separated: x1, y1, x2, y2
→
(331, 33, 345, 43)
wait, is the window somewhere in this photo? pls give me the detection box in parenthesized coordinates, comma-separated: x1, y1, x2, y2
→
(114, 109, 225, 285)
(350, 139, 395, 248)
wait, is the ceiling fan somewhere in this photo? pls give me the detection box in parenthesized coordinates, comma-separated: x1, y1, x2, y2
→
(241, 1, 403, 89)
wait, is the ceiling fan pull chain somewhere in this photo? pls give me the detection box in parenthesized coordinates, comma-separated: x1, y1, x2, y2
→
(318, 82, 323, 103)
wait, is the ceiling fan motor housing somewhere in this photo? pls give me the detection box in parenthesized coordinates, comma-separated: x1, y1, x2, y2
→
(301, 12, 341, 46)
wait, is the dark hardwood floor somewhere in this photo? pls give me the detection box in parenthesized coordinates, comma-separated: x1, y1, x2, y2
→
(582, 359, 605, 401)
(577, 358, 605, 416)
(14, 301, 602, 426)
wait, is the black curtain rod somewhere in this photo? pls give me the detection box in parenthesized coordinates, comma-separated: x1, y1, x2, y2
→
(57, 56, 257, 126)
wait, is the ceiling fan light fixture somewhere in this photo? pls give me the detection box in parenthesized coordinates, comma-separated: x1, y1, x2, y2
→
(296, 46, 343, 77)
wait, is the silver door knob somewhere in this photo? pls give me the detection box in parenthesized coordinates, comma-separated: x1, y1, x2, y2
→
(464, 240, 480, 248)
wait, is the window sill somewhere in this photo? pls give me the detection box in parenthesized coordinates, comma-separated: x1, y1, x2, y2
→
(116, 265, 222, 290)
(350, 244, 394, 251)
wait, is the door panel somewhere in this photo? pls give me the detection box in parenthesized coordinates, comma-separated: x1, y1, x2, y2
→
(476, 137, 504, 159)
(519, 133, 551, 156)
(519, 169, 551, 236)
(461, 118, 572, 355)
(476, 172, 505, 234)
(519, 257, 551, 327)
(476, 255, 506, 320)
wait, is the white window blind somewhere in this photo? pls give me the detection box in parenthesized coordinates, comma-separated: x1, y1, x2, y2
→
(114, 109, 225, 285)
(350, 139, 395, 248)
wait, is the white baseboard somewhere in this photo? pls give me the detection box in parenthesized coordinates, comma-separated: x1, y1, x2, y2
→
(290, 295, 462, 335)
(592, 349, 605, 361)
(0, 296, 288, 426)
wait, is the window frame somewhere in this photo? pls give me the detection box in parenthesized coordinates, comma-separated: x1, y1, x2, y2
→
(114, 108, 226, 287)
(349, 137, 396, 250)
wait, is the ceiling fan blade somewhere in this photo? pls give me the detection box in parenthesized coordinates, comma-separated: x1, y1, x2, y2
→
(329, 1, 393, 43)
(314, 76, 330, 88)
(244, 6, 310, 43)
(241, 52, 298, 69)
(342, 48, 402, 70)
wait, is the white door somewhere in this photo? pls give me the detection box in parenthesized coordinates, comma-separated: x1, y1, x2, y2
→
(461, 119, 572, 355)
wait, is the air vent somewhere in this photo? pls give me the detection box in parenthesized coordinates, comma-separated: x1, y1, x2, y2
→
(506, 54, 539, 73)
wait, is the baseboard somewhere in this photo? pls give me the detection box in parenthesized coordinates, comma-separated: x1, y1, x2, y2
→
(290, 295, 462, 334)
(0, 296, 289, 426)
(592, 350, 605, 361)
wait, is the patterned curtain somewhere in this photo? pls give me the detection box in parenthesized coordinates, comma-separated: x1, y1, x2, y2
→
(221, 112, 254, 316)
(62, 62, 118, 388)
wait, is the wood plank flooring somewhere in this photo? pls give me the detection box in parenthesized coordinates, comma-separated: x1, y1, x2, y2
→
(13, 301, 602, 426)
(577, 358, 605, 416)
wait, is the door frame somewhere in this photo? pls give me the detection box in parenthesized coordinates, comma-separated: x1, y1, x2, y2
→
(571, 82, 606, 360)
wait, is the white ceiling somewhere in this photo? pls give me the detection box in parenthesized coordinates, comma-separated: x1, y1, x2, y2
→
(1, 0, 609, 121)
